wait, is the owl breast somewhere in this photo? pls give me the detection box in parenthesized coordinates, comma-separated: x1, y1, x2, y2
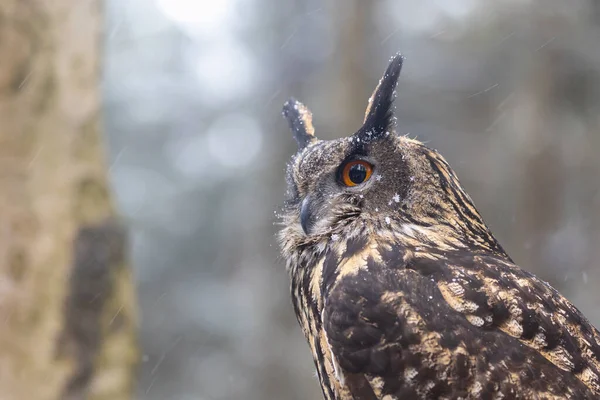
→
(291, 254, 353, 400)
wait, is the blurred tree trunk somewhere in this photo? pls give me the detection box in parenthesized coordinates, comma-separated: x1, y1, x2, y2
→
(326, 0, 372, 135)
(0, 2, 138, 400)
(514, 50, 565, 282)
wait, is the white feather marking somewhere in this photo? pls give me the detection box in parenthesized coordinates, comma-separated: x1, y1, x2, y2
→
(401, 223, 417, 237)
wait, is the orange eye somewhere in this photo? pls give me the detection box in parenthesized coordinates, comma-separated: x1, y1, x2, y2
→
(341, 160, 373, 187)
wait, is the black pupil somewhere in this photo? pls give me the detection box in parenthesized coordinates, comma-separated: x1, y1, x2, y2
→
(348, 163, 368, 184)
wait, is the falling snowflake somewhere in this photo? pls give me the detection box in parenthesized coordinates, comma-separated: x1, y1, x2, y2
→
(392, 193, 400, 203)
(385, 217, 391, 225)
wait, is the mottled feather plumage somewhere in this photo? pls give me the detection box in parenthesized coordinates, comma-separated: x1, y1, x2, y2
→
(279, 53, 600, 399)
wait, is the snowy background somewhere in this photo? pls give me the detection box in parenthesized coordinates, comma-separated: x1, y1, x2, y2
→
(102, 1, 600, 399)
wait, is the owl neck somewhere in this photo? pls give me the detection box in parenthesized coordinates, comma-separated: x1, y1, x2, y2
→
(403, 147, 512, 259)
(281, 214, 511, 279)
(390, 216, 511, 261)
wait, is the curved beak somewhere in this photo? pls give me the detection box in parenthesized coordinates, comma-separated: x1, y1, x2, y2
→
(300, 195, 315, 235)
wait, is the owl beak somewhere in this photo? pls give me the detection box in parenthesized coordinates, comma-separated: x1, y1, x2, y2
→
(300, 195, 314, 235)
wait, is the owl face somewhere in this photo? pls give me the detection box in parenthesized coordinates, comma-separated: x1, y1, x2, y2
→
(281, 56, 445, 239)
(285, 131, 414, 237)
(280, 54, 503, 257)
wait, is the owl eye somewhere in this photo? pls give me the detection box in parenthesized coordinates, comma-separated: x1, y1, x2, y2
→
(341, 160, 373, 187)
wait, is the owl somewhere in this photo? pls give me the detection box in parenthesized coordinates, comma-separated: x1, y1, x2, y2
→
(278, 54, 600, 399)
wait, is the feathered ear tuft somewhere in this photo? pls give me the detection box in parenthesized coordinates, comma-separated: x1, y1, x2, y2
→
(357, 53, 404, 141)
(282, 97, 318, 151)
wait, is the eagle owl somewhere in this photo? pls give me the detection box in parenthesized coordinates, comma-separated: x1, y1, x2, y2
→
(278, 54, 600, 399)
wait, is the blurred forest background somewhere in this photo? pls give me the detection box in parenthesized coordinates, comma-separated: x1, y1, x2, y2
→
(2, 0, 600, 399)
(107, 0, 600, 399)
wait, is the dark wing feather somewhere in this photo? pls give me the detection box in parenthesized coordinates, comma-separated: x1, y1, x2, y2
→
(322, 249, 600, 399)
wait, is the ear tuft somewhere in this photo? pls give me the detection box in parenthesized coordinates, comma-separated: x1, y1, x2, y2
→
(358, 53, 404, 140)
(282, 97, 318, 151)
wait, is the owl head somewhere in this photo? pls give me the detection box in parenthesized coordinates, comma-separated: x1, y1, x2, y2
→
(279, 54, 506, 262)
